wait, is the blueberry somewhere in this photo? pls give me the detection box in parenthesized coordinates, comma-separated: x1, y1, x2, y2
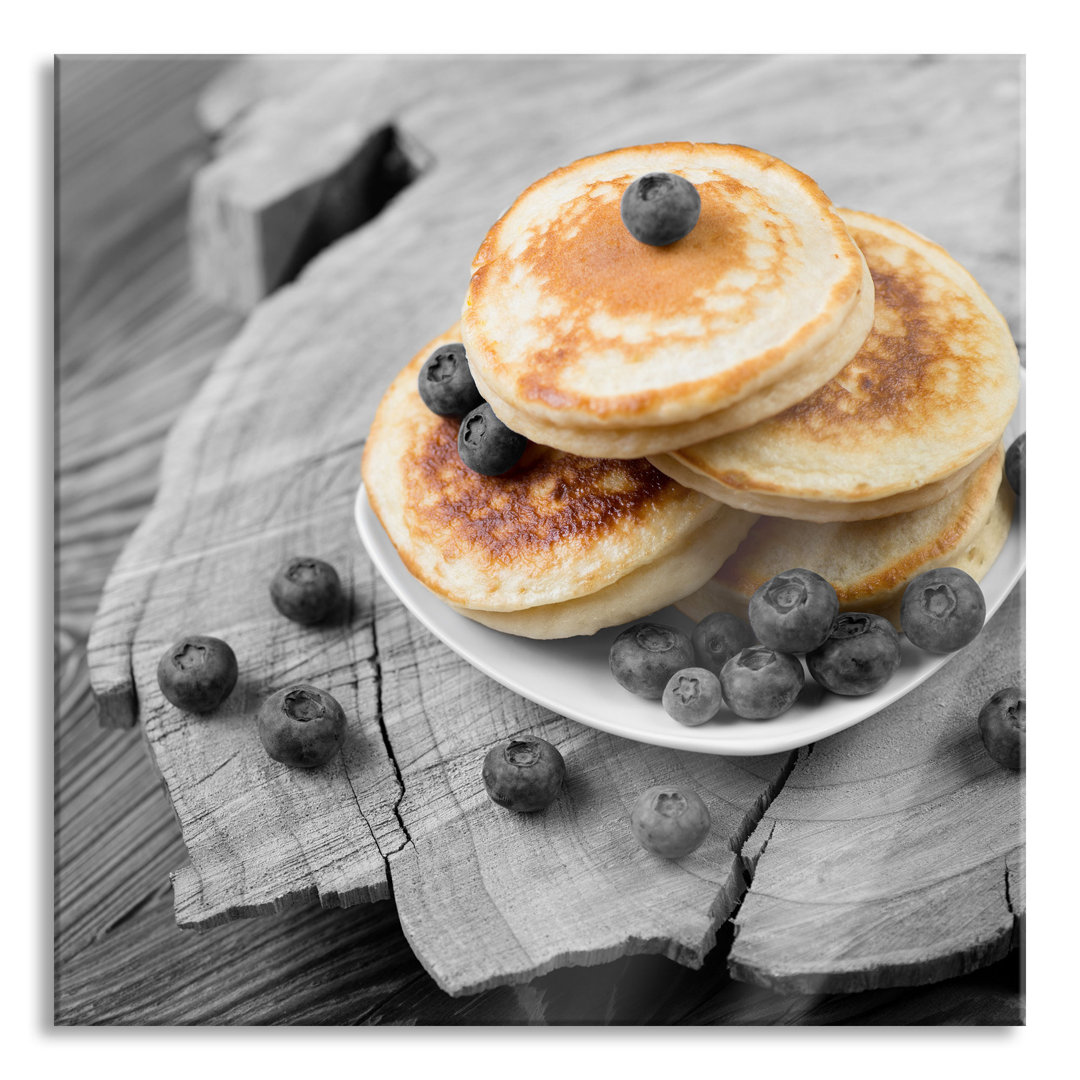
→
(156, 635, 238, 713)
(749, 568, 839, 653)
(806, 612, 902, 696)
(691, 612, 756, 679)
(620, 172, 701, 246)
(457, 402, 528, 476)
(482, 735, 566, 812)
(720, 646, 804, 720)
(1005, 433, 1024, 497)
(418, 342, 484, 417)
(662, 667, 724, 727)
(900, 567, 986, 654)
(257, 684, 347, 769)
(609, 622, 695, 699)
(630, 786, 711, 859)
(270, 556, 343, 625)
(978, 687, 1025, 771)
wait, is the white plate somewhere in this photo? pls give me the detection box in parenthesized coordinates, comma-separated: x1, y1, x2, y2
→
(355, 377, 1025, 756)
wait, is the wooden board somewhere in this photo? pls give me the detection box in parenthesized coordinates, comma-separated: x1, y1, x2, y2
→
(87, 54, 1024, 999)
(55, 58, 246, 987)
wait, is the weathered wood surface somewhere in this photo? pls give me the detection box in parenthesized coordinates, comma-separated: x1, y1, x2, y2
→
(377, 594, 794, 994)
(56, 56, 244, 974)
(59, 55, 1024, 1023)
(731, 587, 1024, 994)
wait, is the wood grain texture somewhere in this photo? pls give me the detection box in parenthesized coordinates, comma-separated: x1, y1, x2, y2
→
(730, 586, 1025, 994)
(62, 55, 1024, 1022)
(56, 56, 244, 969)
(375, 592, 793, 995)
(85, 322, 408, 920)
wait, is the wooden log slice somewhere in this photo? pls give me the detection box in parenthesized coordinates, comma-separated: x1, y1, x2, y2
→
(375, 594, 794, 996)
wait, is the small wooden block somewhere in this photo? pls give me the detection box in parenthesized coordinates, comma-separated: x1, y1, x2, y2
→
(189, 57, 427, 313)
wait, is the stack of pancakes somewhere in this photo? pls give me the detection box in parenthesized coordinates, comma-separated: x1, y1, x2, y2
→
(363, 144, 1019, 638)
(363, 324, 756, 639)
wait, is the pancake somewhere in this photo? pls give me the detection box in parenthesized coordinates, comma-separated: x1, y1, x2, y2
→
(361, 325, 758, 638)
(472, 255, 874, 458)
(450, 509, 753, 639)
(461, 143, 870, 455)
(677, 445, 1013, 630)
(651, 209, 1021, 520)
(652, 439, 998, 523)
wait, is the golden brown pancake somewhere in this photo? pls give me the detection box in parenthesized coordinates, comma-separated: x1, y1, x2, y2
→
(677, 446, 1013, 630)
(470, 255, 875, 458)
(362, 325, 757, 637)
(651, 209, 1021, 520)
(461, 143, 870, 455)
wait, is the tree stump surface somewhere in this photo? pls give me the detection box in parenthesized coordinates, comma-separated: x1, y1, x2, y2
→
(730, 587, 1024, 994)
(84, 54, 1024, 1000)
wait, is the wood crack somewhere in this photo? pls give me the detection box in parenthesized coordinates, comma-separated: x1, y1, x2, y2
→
(126, 653, 139, 727)
(197, 751, 239, 785)
(1004, 859, 1022, 951)
(367, 592, 412, 862)
(728, 749, 801, 858)
(338, 750, 380, 857)
(740, 820, 778, 890)
(726, 746, 805, 923)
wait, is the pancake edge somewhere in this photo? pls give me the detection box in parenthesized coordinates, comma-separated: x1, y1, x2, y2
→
(677, 455, 1014, 630)
(656, 208, 1021, 506)
(649, 432, 1000, 523)
(450, 505, 758, 639)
